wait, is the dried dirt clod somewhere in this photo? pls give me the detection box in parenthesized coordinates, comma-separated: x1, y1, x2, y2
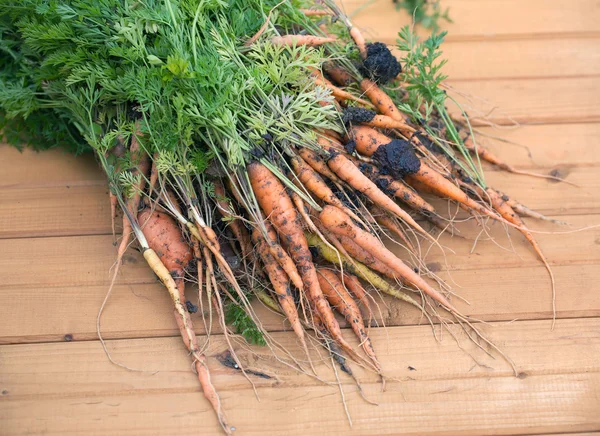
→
(361, 42, 402, 84)
(372, 139, 421, 179)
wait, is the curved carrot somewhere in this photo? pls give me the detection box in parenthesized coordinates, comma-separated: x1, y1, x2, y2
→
(312, 73, 373, 107)
(320, 206, 457, 311)
(340, 272, 372, 315)
(337, 234, 397, 279)
(317, 268, 380, 370)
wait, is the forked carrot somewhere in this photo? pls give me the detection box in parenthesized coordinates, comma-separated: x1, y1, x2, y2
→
(320, 206, 457, 311)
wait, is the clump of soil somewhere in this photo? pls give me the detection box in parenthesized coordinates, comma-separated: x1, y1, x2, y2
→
(361, 42, 402, 84)
(372, 139, 421, 179)
(342, 107, 376, 125)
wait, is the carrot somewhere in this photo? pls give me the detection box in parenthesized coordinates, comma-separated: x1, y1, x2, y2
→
(323, 63, 354, 87)
(349, 125, 393, 156)
(297, 147, 343, 184)
(326, 152, 436, 244)
(337, 234, 397, 279)
(320, 206, 457, 311)
(137, 208, 230, 434)
(350, 27, 367, 59)
(148, 151, 159, 196)
(247, 162, 361, 361)
(317, 134, 346, 154)
(290, 155, 362, 223)
(271, 35, 337, 47)
(312, 74, 374, 107)
(317, 268, 380, 370)
(300, 8, 333, 16)
(360, 114, 416, 135)
(252, 228, 311, 361)
(360, 78, 408, 123)
(485, 188, 557, 325)
(370, 204, 416, 253)
(213, 180, 252, 264)
(263, 221, 305, 291)
(340, 272, 372, 316)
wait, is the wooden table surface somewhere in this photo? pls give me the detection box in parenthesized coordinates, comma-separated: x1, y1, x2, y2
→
(2, 1, 600, 435)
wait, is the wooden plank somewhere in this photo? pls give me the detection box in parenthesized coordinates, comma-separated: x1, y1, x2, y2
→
(476, 123, 600, 168)
(2, 162, 597, 238)
(446, 77, 600, 125)
(0, 145, 102, 188)
(394, 38, 600, 81)
(345, 0, 600, 41)
(1, 318, 599, 435)
(1, 214, 596, 288)
(1, 258, 599, 344)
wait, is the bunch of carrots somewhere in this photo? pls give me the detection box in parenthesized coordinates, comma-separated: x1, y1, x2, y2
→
(0, 0, 567, 433)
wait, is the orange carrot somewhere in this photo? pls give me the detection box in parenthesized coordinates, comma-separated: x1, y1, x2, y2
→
(297, 147, 343, 184)
(148, 151, 159, 196)
(312, 74, 373, 107)
(320, 206, 457, 311)
(247, 162, 360, 360)
(252, 228, 311, 360)
(337, 234, 397, 280)
(326, 152, 436, 243)
(360, 78, 408, 123)
(350, 27, 367, 59)
(271, 35, 336, 47)
(323, 63, 354, 87)
(290, 155, 362, 223)
(370, 204, 416, 253)
(137, 208, 230, 434)
(362, 114, 415, 135)
(300, 8, 333, 16)
(263, 221, 305, 291)
(317, 268, 380, 370)
(341, 272, 371, 315)
(213, 180, 252, 264)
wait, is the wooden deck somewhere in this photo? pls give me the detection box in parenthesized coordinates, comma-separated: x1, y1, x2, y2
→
(1, 1, 600, 434)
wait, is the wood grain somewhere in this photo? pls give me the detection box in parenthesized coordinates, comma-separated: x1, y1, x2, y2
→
(1, 318, 599, 435)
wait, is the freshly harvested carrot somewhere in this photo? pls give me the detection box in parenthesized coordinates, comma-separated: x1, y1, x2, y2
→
(360, 78, 408, 123)
(340, 272, 372, 315)
(213, 180, 252, 263)
(319, 128, 344, 142)
(148, 151, 159, 196)
(363, 114, 416, 135)
(327, 152, 436, 244)
(137, 208, 230, 434)
(370, 204, 416, 253)
(247, 162, 360, 361)
(317, 134, 345, 154)
(320, 206, 457, 311)
(337, 234, 397, 279)
(271, 35, 336, 47)
(485, 189, 557, 324)
(312, 74, 373, 107)
(349, 125, 393, 156)
(317, 268, 380, 370)
(300, 8, 333, 16)
(323, 63, 354, 87)
(116, 134, 151, 266)
(263, 221, 305, 291)
(297, 147, 343, 184)
(290, 155, 362, 223)
(252, 228, 311, 361)
(350, 27, 367, 59)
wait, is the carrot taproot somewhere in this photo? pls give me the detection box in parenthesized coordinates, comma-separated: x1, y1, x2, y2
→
(148, 151, 159, 196)
(320, 206, 457, 312)
(137, 208, 230, 434)
(485, 188, 557, 325)
(252, 228, 311, 361)
(317, 268, 380, 370)
(326, 152, 436, 244)
(297, 147, 343, 184)
(290, 155, 362, 223)
(213, 180, 252, 264)
(323, 63, 354, 87)
(339, 272, 372, 316)
(312, 74, 374, 107)
(337, 234, 397, 279)
(350, 27, 367, 59)
(271, 35, 337, 47)
(362, 114, 416, 135)
(300, 8, 333, 16)
(370, 204, 416, 253)
(247, 162, 362, 362)
(360, 78, 408, 123)
(263, 221, 305, 291)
